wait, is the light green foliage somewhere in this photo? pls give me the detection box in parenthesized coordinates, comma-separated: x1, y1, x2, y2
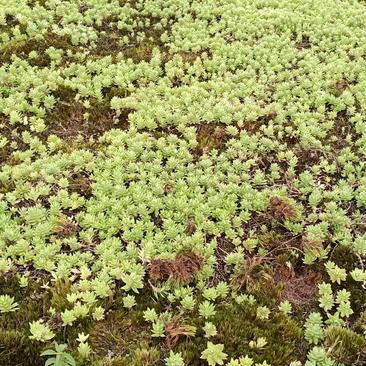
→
(1, 0, 366, 364)
(77, 333, 91, 360)
(77, 341, 91, 360)
(256, 306, 270, 320)
(123, 294, 136, 309)
(353, 235, 366, 256)
(318, 283, 334, 312)
(278, 300, 292, 315)
(122, 272, 144, 293)
(29, 320, 55, 342)
(92, 306, 104, 321)
(165, 351, 185, 366)
(0, 294, 18, 313)
(204, 322, 218, 338)
(305, 313, 324, 345)
(305, 347, 335, 366)
(201, 342, 227, 366)
(227, 356, 254, 366)
(151, 319, 165, 338)
(199, 301, 217, 319)
(18, 273, 29, 287)
(335, 289, 353, 318)
(325, 262, 347, 284)
(61, 309, 77, 326)
(350, 268, 366, 282)
(143, 308, 158, 323)
(249, 337, 267, 349)
(181, 294, 196, 311)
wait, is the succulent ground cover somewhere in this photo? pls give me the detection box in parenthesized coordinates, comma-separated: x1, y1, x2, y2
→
(1, 0, 366, 365)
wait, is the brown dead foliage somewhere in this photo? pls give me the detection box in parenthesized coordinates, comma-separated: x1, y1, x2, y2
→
(151, 214, 164, 228)
(268, 196, 297, 221)
(186, 218, 196, 236)
(335, 79, 348, 92)
(325, 110, 357, 153)
(243, 120, 262, 135)
(165, 320, 196, 348)
(53, 218, 79, 238)
(207, 236, 235, 286)
(0, 116, 33, 166)
(164, 182, 174, 195)
(46, 101, 120, 140)
(275, 267, 322, 307)
(69, 172, 92, 197)
(148, 252, 203, 283)
(44, 87, 129, 141)
(231, 256, 265, 290)
(293, 147, 323, 175)
(295, 35, 311, 49)
(194, 123, 228, 156)
(266, 109, 277, 120)
(0, 33, 73, 66)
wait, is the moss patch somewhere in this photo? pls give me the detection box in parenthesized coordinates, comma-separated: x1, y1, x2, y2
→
(176, 301, 303, 366)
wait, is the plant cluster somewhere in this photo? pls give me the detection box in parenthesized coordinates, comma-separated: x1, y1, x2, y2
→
(1, 0, 366, 365)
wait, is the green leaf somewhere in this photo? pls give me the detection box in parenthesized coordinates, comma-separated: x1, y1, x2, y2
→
(63, 353, 76, 366)
(45, 357, 56, 366)
(41, 350, 57, 356)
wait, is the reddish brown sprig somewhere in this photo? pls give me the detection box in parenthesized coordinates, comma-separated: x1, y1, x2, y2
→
(54, 219, 79, 238)
(166, 320, 196, 347)
(268, 196, 297, 221)
(148, 252, 203, 284)
(186, 218, 196, 236)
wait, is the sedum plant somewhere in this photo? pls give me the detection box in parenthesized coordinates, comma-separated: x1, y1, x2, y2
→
(1, 0, 366, 364)
(305, 346, 336, 366)
(325, 262, 347, 284)
(278, 300, 292, 315)
(76, 333, 91, 360)
(199, 301, 217, 319)
(0, 294, 19, 313)
(29, 320, 55, 342)
(165, 351, 185, 366)
(201, 342, 227, 366)
(305, 313, 324, 345)
(203, 322, 217, 338)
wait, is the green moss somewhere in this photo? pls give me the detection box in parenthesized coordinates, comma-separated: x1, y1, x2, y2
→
(355, 310, 366, 333)
(325, 326, 366, 364)
(90, 309, 151, 360)
(0, 329, 43, 366)
(176, 301, 303, 366)
(258, 230, 284, 249)
(121, 41, 157, 63)
(131, 343, 160, 366)
(0, 274, 49, 331)
(87, 289, 166, 365)
(194, 124, 228, 156)
(232, 262, 282, 307)
(330, 245, 359, 272)
(90, 291, 159, 360)
(0, 275, 50, 365)
(0, 33, 73, 66)
(247, 277, 283, 307)
(326, 244, 366, 315)
(91, 356, 130, 366)
(50, 279, 72, 311)
(346, 280, 366, 316)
